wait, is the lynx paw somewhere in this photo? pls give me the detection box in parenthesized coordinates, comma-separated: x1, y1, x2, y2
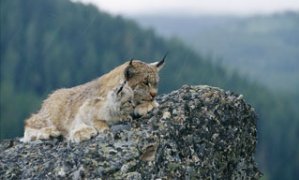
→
(70, 126, 97, 143)
(134, 101, 158, 117)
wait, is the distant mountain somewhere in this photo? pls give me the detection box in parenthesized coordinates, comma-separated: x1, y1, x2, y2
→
(1, 0, 298, 179)
(134, 12, 299, 93)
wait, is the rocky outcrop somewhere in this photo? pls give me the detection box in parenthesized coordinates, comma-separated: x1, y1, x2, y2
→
(0, 85, 262, 179)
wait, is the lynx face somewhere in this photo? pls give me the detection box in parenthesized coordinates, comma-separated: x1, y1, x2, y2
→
(124, 58, 165, 116)
(131, 71, 159, 105)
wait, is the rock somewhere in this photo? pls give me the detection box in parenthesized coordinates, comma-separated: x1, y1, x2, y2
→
(0, 85, 262, 179)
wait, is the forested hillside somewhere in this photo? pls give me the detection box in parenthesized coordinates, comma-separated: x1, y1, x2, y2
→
(0, 0, 298, 179)
(134, 13, 299, 93)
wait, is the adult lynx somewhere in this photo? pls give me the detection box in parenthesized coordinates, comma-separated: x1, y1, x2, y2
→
(22, 57, 165, 142)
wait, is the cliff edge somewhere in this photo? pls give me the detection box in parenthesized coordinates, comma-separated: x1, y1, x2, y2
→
(0, 85, 262, 179)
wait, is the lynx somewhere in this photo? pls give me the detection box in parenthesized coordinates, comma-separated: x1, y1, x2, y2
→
(21, 57, 165, 142)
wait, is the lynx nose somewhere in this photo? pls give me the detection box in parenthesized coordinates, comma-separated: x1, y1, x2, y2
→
(150, 92, 157, 98)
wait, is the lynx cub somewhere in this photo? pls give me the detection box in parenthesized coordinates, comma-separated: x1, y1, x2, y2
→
(22, 57, 165, 142)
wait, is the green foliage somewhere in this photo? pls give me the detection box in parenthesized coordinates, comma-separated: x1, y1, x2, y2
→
(0, 0, 298, 179)
(0, 82, 41, 139)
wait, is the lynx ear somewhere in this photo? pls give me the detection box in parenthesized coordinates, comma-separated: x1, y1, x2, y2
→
(124, 59, 135, 80)
(151, 53, 167, 71)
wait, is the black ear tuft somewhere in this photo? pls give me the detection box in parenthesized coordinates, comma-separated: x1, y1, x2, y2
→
(157, 52, 168, 68)
(129, 58, 134, 65)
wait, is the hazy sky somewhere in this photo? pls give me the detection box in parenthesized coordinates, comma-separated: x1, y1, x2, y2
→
(73, 0, 299, 16)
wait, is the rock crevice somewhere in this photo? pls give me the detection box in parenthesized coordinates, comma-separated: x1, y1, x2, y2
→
(0, 85, 262, 179)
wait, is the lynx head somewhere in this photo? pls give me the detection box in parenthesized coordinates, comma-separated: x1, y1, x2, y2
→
(123, 55, 166, 106)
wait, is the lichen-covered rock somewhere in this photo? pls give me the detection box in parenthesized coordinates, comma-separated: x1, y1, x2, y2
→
(0, 85, 262, 179)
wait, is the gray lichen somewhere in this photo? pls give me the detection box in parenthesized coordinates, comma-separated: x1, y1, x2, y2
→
(0, 85, 262, 179)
